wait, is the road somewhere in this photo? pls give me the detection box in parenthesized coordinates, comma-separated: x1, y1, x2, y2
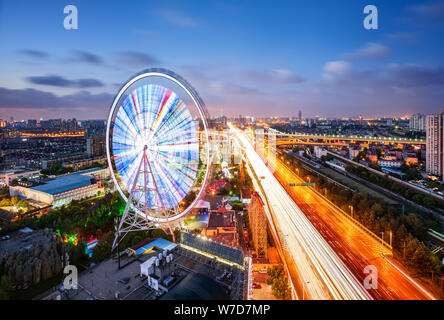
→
(229, 123, 372, 300)
(270, 149, 436, 300)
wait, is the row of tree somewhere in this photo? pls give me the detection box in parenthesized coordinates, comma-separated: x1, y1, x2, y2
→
(345, 165, 439, 209)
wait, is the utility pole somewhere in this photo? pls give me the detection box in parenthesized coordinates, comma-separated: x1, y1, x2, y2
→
(381, 232, 384, 254)
(389, 230, 392, 248)
(403, 240, 406, 258)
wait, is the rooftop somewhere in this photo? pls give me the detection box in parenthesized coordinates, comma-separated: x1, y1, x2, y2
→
(30, 173, 94, 195)
(207, 210, 235, 229)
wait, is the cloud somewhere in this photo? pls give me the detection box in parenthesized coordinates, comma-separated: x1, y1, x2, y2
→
(409, 2, 444, 21)
(18, 49, 50, 59)
(69, 50, 104, 65)
(208, 81, 259, 95)
(241, 69, 304, 84)
(157, 9, 199, 27)
(385, 32, 419, 44)
(342, 43, 391, 60)
(115, 51, 160, 67)
(322, 60, 444, 88)
(322, 61, 352, 81)
(0, 87, 113, 116)
(384, 64, 444, 88)
(25, 74, 104, 88)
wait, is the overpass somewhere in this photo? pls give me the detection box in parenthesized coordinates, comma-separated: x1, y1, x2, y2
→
(265, 128, 426, 147)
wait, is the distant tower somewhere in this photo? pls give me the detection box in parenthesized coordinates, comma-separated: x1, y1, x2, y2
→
(298, 110, 302, 121)
(248, 192, 268, 258)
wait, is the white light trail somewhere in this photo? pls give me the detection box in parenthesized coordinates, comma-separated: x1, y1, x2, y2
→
(229, 123, 371, 300)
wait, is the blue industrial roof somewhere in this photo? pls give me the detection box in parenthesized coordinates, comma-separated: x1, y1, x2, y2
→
(135, 238, 178, 256)
(31, 173, 94, 195)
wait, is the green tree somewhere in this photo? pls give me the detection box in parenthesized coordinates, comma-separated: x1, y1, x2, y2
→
(151, 228, 167, 239)
(92, 241, 111, 262)
(266, 265, 290, 300)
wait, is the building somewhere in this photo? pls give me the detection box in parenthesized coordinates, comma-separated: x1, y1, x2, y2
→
(367, 152, 378, 164)
(349, 147, 361, 160)
(86, 136, 105, 158)
(314, 146, 327, 159)
(426, 113, 443, 180)
(0, 168, 41, 186)
(240, 189, 251, 204)
(203, 207, 236, 244)
(247, 192, 268, 259)
(10, 168, 105, 207)
(378, 159, 403, 168)
(409, 113, 426, 132)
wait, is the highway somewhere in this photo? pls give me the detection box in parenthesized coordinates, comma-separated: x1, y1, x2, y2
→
(271, 154, 436, 300)
(229, 123, 372, 300)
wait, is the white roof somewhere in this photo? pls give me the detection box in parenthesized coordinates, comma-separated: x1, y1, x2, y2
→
(194, 200, 211, 209)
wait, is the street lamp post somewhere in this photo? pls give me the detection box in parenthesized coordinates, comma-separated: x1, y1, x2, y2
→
(381, 232, 384, 254)
(348, 205, 353, 219)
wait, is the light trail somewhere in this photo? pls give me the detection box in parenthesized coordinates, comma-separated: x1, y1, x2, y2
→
(229, 123, 372, 300)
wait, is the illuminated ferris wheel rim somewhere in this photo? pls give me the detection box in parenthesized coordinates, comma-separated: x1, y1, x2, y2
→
(105, 68, 211, 223)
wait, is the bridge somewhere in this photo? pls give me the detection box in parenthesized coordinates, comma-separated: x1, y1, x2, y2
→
(265, 128, 426, 147)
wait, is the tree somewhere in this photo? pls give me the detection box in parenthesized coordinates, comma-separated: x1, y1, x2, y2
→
(0, 275, 10, 300)
(0, 198, 10, 207)
(403, 214, 427, 240)
(151, 228, 167, 239)
(92, 241, 111, 262)
(422, 197, 436, 208)
(266, 265, 290, 300)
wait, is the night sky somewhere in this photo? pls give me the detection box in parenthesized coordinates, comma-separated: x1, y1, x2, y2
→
(0, 0, 443, 120)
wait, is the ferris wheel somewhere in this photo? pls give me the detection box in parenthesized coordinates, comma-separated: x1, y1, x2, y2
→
(106, 69, 211, 246)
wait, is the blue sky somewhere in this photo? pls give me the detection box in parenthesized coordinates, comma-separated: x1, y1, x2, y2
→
(0, 0, 443, 120)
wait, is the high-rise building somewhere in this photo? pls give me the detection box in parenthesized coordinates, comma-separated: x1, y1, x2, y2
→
(298, 110, 302, 121)
(248, 192, 268, 258)
(409, 113, 426, 132)
(426, 112, 443, 180)
(27, 119, 37, 128)
(86, 136, 105, 158)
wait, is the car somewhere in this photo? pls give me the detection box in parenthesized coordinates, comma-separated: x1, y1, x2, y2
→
(259, 268, 267, 274)
(252, 283, 262, 289)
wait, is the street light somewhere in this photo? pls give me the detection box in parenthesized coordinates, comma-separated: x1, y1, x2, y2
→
(348, 205, 353, 219)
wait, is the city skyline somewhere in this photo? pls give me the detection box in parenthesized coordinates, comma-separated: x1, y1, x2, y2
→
(0, 0, 443, 120)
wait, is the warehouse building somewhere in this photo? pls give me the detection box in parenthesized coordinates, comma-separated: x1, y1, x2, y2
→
(10, 168, 108, 207)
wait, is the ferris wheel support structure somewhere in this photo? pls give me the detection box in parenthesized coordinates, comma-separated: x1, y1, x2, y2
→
(112, 146, 177, 251)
